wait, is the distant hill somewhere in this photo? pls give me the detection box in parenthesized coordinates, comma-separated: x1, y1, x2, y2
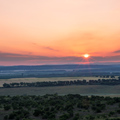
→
(0, 64, 120, 79)
(0, 64, 120, 70)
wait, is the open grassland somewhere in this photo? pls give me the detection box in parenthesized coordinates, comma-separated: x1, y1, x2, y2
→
(0, 76, 118, 87)
(0, 85, 120, 97)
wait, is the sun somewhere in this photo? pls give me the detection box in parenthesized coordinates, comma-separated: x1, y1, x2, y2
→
(83, 54, 90, 58)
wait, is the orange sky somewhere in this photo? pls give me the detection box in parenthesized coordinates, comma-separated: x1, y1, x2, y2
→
(0, 0, 120, 65)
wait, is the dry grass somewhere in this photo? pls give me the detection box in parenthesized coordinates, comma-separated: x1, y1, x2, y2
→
(0, 85, 120, 97)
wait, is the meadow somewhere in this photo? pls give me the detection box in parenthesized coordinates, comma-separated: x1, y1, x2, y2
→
(0, 76, 119, 96)
(0, 85, 120, 97)
(0, 76, 118, 87)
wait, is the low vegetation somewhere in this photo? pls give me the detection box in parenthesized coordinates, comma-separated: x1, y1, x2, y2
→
(1, 94, 120, 120)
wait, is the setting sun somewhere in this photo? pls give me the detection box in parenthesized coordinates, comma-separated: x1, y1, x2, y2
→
(83, 54, 90, 58)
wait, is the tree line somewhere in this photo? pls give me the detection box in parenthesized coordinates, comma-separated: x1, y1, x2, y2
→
(3, 77, 120, 88)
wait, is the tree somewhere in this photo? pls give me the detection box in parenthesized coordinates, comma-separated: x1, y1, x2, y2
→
(9, 113, 16, 119)
(4, 115, 8, 120)
(33, 109, 40, 116)
(3, 83, 10, 88)
(73, 113, 79, 120)
(4, 104, 11, 111)
(59, 113, 69, 120)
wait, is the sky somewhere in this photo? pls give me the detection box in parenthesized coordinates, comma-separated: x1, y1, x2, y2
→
(0, 0, 120, 65)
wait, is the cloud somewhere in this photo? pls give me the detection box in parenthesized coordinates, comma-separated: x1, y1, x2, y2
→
(0, 52, 120, 65)
(42, 46, 59, 52)
(113, 50, 120, 53)
(0, 52, 81, 62)
(32, 43, 59, 52)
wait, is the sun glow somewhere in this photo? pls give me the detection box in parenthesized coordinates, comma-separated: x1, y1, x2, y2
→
(83, 54, 90, 58)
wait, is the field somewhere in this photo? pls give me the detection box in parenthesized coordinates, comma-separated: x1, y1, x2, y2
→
(0, 76, 119, 96)
(0, 85, 120, 97)
(0, 76, 118, 87)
